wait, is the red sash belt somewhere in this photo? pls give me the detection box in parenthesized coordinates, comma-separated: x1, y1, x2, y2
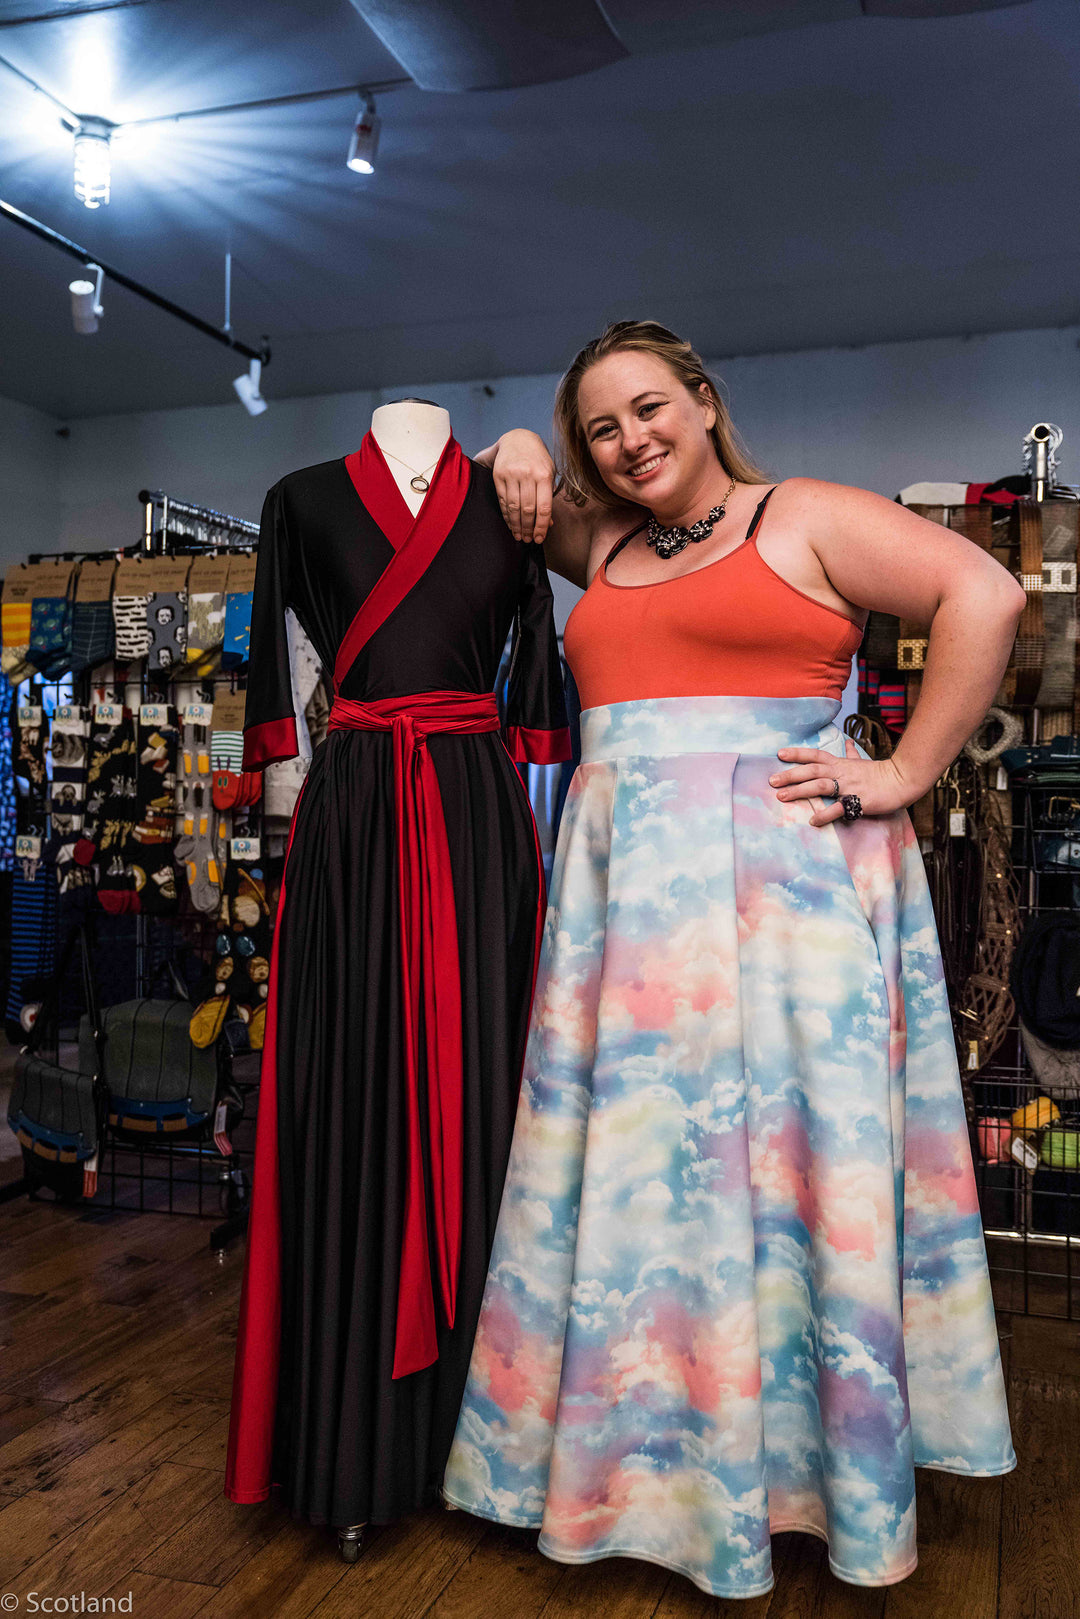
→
(328, 689, 501, 1378)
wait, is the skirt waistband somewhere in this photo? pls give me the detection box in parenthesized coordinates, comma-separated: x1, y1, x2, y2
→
(579, 695, 845, 763)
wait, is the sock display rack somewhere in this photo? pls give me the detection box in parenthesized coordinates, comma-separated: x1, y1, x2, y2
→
(3, 489, 280, 1245)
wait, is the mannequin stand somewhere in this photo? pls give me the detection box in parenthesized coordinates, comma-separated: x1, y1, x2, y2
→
(337, 1522, 366, 1562)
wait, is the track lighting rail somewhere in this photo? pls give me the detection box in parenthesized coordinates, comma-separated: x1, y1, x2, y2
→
(0, 196, 270, 365)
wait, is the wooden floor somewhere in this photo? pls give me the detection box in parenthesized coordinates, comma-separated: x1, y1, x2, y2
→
(0, 1196, 1078, 1619)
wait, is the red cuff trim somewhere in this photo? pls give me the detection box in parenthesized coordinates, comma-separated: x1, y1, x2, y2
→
(242, 716, 298, 770)
(505, 725, 572, 765)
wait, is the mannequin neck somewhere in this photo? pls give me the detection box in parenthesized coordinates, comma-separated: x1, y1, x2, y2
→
(370, 402, 452, 515)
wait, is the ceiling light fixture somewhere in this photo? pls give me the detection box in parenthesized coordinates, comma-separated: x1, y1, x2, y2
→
(233, 356, 268, 416)
(69, 262, 104, 333)
(72, 116, 113, 209)
(346, 96, 380, 175)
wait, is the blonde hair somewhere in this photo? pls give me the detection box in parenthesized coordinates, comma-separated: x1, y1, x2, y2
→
(553, 320, 767, 508)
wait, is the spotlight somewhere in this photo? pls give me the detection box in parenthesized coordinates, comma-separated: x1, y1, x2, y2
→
(346, 97, 380, 175)
(69, 263, 104, 334)
(233, 357, 268, 416)
(73, 117, 113, 209)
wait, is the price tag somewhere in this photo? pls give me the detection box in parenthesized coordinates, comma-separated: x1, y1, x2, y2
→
(212, 688, 246, 730)
(17, 705, 43, 727)
(55, 704, 79, 725)
(182, 702, 214, 726)
(93, 701, 122, 724)
(1009, 1135, 1039, 1172)
(139, 703, 168, 726)
(948, 809, 966, 838)
(15, 834, 42, 860)
(230, 836, 261, 861)
(966, 1040, 979, 1072)
(995, 766, 1009, 792)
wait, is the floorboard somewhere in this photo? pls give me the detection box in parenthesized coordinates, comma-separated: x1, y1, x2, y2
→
(0, 1196, 1076, 1618)
(998, 1369, 1080, 1619)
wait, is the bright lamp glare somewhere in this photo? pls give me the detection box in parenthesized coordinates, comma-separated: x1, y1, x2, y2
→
(73, 122, 111, 208)
(346, 104, 380, 175)
(24, 97, 69, 146)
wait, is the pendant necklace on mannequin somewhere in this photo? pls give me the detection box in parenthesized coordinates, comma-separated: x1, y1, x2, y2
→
(646, 475, 737, 560)
(381, 446, 441, 493)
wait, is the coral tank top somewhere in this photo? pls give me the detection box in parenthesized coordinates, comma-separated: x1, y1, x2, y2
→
(563, 486, 863, 712)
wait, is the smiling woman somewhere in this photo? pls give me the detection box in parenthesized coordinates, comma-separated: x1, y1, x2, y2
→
(445, 319, 1024, 1599)
(556, 319, 766, 512)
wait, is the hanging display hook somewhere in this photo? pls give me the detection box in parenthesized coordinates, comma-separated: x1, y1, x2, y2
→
(1022, 423, 1063, 502)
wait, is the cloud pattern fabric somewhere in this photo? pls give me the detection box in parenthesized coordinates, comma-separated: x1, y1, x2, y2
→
(444, 695, 1014, 1598)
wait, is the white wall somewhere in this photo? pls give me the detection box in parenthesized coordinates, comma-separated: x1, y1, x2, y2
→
(0, 394, 65, 565)
(3, 321, 1078, 630)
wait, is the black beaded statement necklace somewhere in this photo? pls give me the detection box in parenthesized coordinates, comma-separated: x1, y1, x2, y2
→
(646, 475, 737, 560)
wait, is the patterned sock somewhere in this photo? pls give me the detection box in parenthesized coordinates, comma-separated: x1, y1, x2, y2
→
(189, 848, 269, 1048)
(126, 708, 180, 914)
(174, 723, 221, 911)
(2, 596, 33, 684)
(0, 697, 16, 875)
(211, 728, 245, 772)
(228, 862, 272, 1048)
(4, 866, 59, 1043)
(146, 591, 188, 674)
(26, 596, 72, 677)
(113, 594, 153, 663)
(45, 706, 92, 892)
(185, 591, 225, 677)
(221, 589, 253, 670)
(41, 600, 74, 681)
(14, 699, 49, 881)
(74, 708, 116, 869)
(210, 726, 255, 810)
(95, 714, 140, 913)
(70, 599, 116, 676)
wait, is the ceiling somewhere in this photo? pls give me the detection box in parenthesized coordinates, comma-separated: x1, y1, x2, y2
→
(0, 0, 1075, 420)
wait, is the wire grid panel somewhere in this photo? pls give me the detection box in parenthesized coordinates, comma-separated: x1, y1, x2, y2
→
(972, 787, 1080, 1321)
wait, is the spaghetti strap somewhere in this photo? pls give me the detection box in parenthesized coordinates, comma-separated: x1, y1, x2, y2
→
(603, 521, 648, 569)
(745, 486, 779, 542)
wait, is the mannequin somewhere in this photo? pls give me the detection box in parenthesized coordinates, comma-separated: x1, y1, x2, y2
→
(370, 399, 451, 515)
(226, 398, 571, 1554)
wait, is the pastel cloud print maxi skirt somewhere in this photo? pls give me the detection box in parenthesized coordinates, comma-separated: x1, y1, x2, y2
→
(443, 695, 1014, 1599)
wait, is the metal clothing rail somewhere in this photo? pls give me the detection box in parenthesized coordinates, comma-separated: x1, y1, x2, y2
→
(139, 489, 259, 555)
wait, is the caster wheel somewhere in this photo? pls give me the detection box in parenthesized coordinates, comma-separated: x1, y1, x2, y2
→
(338, 1525, 366, 1563)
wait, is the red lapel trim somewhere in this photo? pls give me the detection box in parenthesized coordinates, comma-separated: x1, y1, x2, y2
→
(344, 433, 415, 552)
(335, 434, 471, 691)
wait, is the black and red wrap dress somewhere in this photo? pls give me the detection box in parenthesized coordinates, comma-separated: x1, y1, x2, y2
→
(224, 434, 570, 1527)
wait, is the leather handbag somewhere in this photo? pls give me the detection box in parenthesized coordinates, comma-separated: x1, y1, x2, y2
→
(78, 994, 232, 1140)
(7, 926, 106, 1201)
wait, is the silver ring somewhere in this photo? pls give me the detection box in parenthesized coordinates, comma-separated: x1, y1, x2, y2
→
(828, 778, 840, 801)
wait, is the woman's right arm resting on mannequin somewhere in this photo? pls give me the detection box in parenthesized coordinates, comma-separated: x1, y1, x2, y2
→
(475, 429, 636, 589)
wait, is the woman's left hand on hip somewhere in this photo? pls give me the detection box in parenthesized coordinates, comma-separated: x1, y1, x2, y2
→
(769, 737, 912, 826)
